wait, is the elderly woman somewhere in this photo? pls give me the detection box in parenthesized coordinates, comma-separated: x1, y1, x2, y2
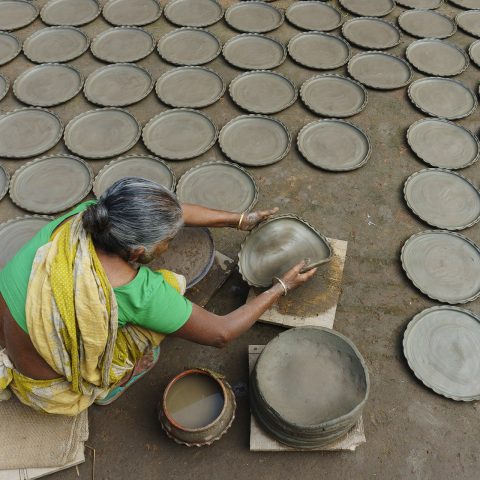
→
(0, 178, 316, 415)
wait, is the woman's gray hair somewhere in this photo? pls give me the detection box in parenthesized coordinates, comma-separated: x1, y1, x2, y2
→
(83, 177, 183, 260)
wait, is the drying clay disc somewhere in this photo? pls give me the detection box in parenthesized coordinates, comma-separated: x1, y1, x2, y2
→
(229, 70, 297, 114)
(401, 230, 480, 304)
(470, 40, 480, 67)
(398, 10, 456, 39)
(285, 1, 342, 31)
(219, 115, 291, 166)
(298, 119, 370, 171)
(41, 0, 100, 26)
(225, 2, 284, 33)
(300, 75, 367, 117)
(342, 17, 401, 50)
(176, 161, 258, 213)
(165, 0, 223, 27)
(84, 63, 153, 107)
(23, 27, 89, 63)
(0, 108, 63, 159)
(13, 63, 83, 107)
(142, 109, 218, 160)
(288, 32, 351, 70)
(0, 0, 38, 31)
(408, 77, 477, 119)
(339, 0, 395, 17)
(93, 155, 176, 197)
(9, 155, 93, 214)
(102, 0, 162, 26)
(0, 164, 9, 201)
(223, 34, 286, 70)
(158, 28, 221, 66)
(404, 169, 480, 230)
(456, 10, 480, 38)
(156, 67, 225, 108)
(0, 32, 21, 66)
(64, 108, 141, 159)
(0, 74, 9, 103)
(407, 118, 479, 169)
(449, 0, 480, 8)
(396, 0, 443, 7)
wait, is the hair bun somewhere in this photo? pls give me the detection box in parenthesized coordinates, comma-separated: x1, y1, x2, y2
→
(83, 202, 110, 234)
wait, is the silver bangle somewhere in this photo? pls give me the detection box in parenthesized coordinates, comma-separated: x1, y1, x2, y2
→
(273, 276, 288, 296)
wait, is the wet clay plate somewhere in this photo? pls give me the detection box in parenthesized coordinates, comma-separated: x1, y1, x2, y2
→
(342, 18, 402, 50)
(456, 10, 480, 38)
(223, 34, 286, 70)
(102, 0, 162, 26)
(156, 67, 225, 108)
(404, 306, 480, 401)
(142, 109, 218, 160)
(401, 230, 480, 304)
(229, 70, 297, 114)
(165, 0, 223, 27)
(398, 10, 456, 39)
(0, 74, 10, 103)
(239, 215, 332, 287)
(339, 0, 395, 17)
(298, 119, 371, 171)
(0, 164, 9, 202)
(470, 40, 480, 67)
(176, 161, 258, 213)
(0, 0, 38, 31)
(150, 227, 215, 288)
(285, 1, 343, 32)
(408, 77, 477, 119)
(158, 28, 221, 66)
(64, 108, 141, 159)
(449, 0, 480, 8)
(9, 155, 93, 214)
(23, 27, 90, 63)
(0, 108, 63, 159)
(404, 169, 480, 230)
(396, 0, 443, 7)
(93, 155, 176, 197)
(219, 115, 291, 167)
(41, 0, 100, 26)
(407, 118, 479, 169)
(0, 32, 21, 66)
(226, 2, 284, 33)
(13, 63, 84, 107)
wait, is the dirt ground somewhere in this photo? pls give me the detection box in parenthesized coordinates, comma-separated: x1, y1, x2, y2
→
(1, 0, 480, 478)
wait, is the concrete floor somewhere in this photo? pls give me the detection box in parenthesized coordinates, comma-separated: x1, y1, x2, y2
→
(1, 0, 480, 478)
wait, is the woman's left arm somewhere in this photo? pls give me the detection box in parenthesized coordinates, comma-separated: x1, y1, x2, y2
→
(181, 203, 278, 231)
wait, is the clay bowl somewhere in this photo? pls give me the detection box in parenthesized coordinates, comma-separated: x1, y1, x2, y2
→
(250, 327, 369, 449)
(238, 214, 332, 287)
(159, 368, 236, 447)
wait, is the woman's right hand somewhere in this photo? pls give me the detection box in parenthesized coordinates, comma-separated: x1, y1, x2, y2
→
(278, 260, 318, 293)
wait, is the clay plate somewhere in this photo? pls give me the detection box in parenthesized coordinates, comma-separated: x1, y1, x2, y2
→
(0, 0, 38, 31)
(150, 227, 215, 288)
(285, 1, 342, 31)
(93, 155, 176, 197)
(0, 164, 9, 202)
(338, 0, 394, 17)
(456, 10, 480, 38)
(348, 52, 413, 90)
(229, 70, 297, 114)
(219, 115, 291, 167)
(165, 0, 223, 27)
(0, 32, 21, 66)
(13, 63, 84, 107)
(0, 216, 53, 270)
(40, 0, 100, 26)
(298, 119, 371, 171)
(342, 17, 402, 50)
(225, 2, 284, 33)
(64, 108, 141, 159)
(408, 77, 477, 119)
(404, 306, 480, 401)
(223, 34, 286, 70)
(407, 118, 479, 170)
(239, 215, 332, 287)
(9, 154, 93, 214)
(288, 32, 351, 70)
(469, 39, 480, 67)
(23, 27, 89, 63)
(102, 0, 162, 26)
(156, 67, 225, 108)
(406, 39, 469, 76)
(158, 28, 221, 66)
(142, 109, 218, 160)
(176, 161, 258, 213)
(0, 74, 10, 103)
(396, 0, 443, 7)
(0, 108, 63, 159)
(398, 10, 456, 39)
(84, 63, 153, 107)
(449, 0, 480, 8)
(404, 168, 480, 230)
(401, 230, 480, 304)
(300, 75, 367, 118)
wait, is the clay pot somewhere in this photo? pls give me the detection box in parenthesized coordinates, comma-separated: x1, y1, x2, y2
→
(158, 368, 236, 447)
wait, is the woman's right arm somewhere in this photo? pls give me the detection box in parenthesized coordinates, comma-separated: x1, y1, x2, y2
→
(172, 261, 317, 348)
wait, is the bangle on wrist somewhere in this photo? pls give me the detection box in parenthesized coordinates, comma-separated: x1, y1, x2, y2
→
(273, 276, 288, 296)
(237, 212, 245, 229)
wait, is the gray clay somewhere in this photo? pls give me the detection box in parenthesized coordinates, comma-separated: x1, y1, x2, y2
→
(0, 32, 21, 66)
(398, 10, 456, 39)
(456, 10, 480, 38)
(165, 0, 223, 28)
(339, 0, 394, 17)
(0, 0, 38, 31)
(342, 17, 401, 49)
(285, 1, 342, 32)
(41, 0, 100, 26)
(226, 2, 284, 33)
(469, 40, 480, 67)
(102, 0, 162, 26)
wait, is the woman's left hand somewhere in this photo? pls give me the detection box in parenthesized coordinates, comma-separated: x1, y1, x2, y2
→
(238, 207, 279, 231)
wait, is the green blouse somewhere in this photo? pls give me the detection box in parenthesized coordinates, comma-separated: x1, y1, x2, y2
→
(0, 201, 192, 335)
